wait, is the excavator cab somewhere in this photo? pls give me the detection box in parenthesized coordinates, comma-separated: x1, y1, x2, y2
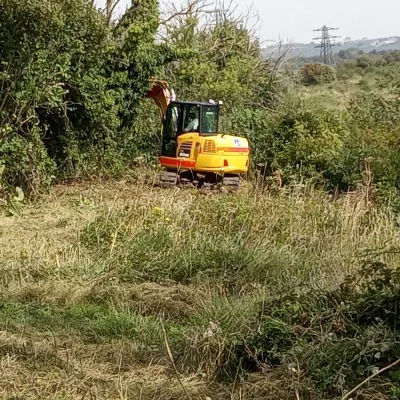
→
(146, 79, 249, 190)
(161, 101, 220, 157)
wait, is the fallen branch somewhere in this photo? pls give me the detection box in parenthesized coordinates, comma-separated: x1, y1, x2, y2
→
(160, 318, 191, 400)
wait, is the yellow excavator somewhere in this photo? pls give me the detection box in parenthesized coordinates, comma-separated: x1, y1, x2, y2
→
(145, 79, 249, 189)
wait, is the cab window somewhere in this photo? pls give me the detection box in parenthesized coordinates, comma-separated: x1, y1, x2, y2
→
(165, 104, 179, 138)
(200, 105, 219, 134)
(182, 105, 200, 133)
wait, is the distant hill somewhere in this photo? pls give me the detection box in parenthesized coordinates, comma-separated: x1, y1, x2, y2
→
(263, 36, 400, 59)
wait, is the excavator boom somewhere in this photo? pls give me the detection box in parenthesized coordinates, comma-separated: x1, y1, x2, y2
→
(145, 78, 176, 121)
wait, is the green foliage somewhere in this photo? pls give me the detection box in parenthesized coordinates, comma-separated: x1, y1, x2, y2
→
(230, 258, 400, 396)
(336, 60, 361, 80)
(0, 0, 174, 193)
(0, 163, 25, 215)
(338, 48, 365, 60)
(0, 300, 163, 347)
(330, 93, 400, 191)
(268, 107, 347, 181)
(245, 61, 400, 193)
(337, 51, 400, 81)
(80, 200, 263, 285)
(231, 102, 348, 184)
(119, 99, 163, 161)
(1, 0, 400, 204)
(0, 0, 112, 189)
(162, 15, 279, 110)
(356, 54, 375, 69)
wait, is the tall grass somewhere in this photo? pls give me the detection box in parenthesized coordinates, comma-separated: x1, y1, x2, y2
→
(81, 184, 400, 290)
(0, 177, 399, 399)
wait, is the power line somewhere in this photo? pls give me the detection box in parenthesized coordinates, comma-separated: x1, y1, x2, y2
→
(313, 25, 340, 65)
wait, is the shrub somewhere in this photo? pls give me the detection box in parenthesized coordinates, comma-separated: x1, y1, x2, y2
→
(239, 103, 348, 184)
(300, 63, 336, 85)
(231, 259, 400, 397)
(329, 93, 400, 191)
(0, 0, 114, 191)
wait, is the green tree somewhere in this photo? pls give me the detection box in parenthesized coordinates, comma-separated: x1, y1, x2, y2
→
(161, 5, 280, 110)
(0, 0, 174, 193)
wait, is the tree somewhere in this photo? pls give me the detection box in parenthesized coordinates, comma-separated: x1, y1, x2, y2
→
(0, 0, 174, 193)
(300, 63, 336, 85)
(159, 0, 280, 109)
(356, 54, 374, 69)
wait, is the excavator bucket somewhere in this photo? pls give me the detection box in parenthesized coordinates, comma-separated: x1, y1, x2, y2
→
(145, 78, 176, 121)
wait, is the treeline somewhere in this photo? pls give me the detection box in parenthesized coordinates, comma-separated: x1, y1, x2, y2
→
(1, 0, 400, 204)
(293, 48, 400, 69)
(299, 49, 400, 84)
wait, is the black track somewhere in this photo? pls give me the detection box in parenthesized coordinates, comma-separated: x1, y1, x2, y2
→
(158, 170, 240, 191)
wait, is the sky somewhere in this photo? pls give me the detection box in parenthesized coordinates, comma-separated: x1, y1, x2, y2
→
(98, 0, 400, 44)
(235, 0, 400, 43)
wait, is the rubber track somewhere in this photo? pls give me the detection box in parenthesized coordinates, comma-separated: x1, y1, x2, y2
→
(159, 171, 240, 191)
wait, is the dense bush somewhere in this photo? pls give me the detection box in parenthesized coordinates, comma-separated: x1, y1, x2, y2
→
(228, 102, 348, 185)
(0, 0, 173, 194)
(337, 52, 400, 80)
(162, 15, 279, 110)
(336, 94, 400, 190)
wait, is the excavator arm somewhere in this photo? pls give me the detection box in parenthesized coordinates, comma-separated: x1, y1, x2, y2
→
(145, 78, 176, 121)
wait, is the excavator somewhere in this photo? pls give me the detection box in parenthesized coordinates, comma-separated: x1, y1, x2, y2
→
(145, 79, 249, 190)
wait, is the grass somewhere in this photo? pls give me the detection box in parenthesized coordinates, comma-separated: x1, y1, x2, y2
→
(0, 171, 399, 399)
(298, 62, 400, 111)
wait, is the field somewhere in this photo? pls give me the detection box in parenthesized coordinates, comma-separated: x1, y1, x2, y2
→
(2, 1, 400, 398)
(1, 171, 399, 400)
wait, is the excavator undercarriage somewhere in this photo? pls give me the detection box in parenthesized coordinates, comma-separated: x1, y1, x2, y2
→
(159, 170, 240, 191)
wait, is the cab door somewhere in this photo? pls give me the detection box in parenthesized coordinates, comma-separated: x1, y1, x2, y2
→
(161, 104, 180, 157)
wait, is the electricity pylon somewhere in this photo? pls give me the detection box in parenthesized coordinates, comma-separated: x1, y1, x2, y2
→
(313, 26, 340, 65)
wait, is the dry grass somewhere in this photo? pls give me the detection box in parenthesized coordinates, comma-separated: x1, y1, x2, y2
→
(0, 172, 399, 399)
